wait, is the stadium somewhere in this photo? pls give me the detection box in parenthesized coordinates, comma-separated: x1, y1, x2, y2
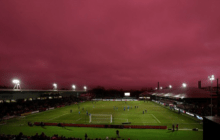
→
(1, 0, 220, 139)
(0, 80, 219, 140)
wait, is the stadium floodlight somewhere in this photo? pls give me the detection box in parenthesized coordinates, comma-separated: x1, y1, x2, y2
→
(84, 86, 87, 90)
(72, 85, 76, 90)
(169, 85, 172, 88)
(208, 75, 215, 81)
(155, 87, 157, 90)
(208, 75, 215, 116)
(12, 79, 21, 89)
(160, 87, 163, 89)
(53, 83, 57, 90)
(182, 83, 187, 88)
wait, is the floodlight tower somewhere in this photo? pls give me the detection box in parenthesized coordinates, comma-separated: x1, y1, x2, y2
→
(72, 85, 76, 91)
(208, 75, 215, 116)
(12, 79, 21, 89)
(84, 86, 87, 91)
(53, 83, 57, 90)
(182, 83, 187, 88)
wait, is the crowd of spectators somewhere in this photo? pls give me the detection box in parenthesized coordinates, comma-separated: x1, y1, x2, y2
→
(0, 132, 82, 140)
(157, 98, 218, 116)
(179, 102, 218, 116)
(0, 96, 80, 119)
(0, 133, 133, 140)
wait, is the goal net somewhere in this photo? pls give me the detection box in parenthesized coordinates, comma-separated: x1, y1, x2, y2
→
(89, 114, 112, 123)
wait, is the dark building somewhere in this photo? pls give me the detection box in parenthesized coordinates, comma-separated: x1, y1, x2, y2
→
(203, 116, 220, 140)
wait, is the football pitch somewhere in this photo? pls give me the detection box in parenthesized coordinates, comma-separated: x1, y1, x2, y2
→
(0, 101, 203, 140)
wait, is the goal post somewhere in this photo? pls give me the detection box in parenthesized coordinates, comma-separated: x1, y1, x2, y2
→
(89, 114, 112, 123)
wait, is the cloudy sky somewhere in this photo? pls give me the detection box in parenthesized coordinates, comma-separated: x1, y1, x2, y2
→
(0, 0, 220, 90)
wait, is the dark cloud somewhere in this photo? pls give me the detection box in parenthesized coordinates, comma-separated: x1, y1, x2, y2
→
(0, 0, 220, 89)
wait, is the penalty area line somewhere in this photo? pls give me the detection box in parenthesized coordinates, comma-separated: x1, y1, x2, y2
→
(151, 114, 161, 123)
(75, 118, 81, 122)
(47, 113, 69, 121)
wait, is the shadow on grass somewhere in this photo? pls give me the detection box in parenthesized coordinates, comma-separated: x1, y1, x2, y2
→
(166, 130, 175, 133)
(62, 127, 72, 131)
(41, 126, 47, 129)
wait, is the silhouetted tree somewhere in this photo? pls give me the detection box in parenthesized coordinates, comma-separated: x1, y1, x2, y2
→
(89, 86, 106, 98)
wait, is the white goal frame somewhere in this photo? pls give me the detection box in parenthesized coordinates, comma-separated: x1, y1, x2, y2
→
(89, 114, 112, 123)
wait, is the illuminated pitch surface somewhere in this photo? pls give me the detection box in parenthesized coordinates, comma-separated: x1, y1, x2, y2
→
(4, 101, 202, 129)
(0, 101, 203, 140)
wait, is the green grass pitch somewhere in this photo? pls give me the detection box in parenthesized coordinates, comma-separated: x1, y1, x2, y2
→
(0, 101, 203, 140)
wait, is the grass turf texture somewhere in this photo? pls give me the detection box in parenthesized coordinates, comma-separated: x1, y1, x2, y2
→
(0, 101, 203, 140)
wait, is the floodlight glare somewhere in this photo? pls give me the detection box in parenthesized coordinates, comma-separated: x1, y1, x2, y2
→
(84, 86, 87, 90)
(53, 83, 57, 90)
(72, 85, 76, 90)
(12, 79, 21, 89)
(12, 79, 20, 84)
(155, 87, 157, 90)
(160, 87, 163, 89)
(209, 75, 215, 81)
(182, 83, 187, 88)
(169, 85, 172, 88)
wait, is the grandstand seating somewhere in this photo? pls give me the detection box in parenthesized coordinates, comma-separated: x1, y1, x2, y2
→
(155, 98, 218, 117)
(0, 96, 79, 119)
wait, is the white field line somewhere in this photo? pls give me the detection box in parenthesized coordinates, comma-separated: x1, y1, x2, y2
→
(130, 121, 159, 124)
(75, 118, 81, 122)
(114, 118, 127, 120)
(151, 114, 161, 123)
(47, 113, 69, 121)
(113, 118, 128, 122)
(69, 113, 81, 115)
(26, 109, 54, 117)
(25, 113, 82, 121)
(91, 121, 101, 123)
(27, 105, 74, 117)
(121, 113, 155, 116)
(93, 118, 112, 120)
(26, 106, 77, 117)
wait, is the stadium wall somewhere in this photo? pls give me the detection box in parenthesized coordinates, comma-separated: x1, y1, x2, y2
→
(203, 116, 220, 140)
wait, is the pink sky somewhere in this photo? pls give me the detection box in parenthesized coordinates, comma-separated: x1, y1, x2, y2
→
(0, 0, 220, 90)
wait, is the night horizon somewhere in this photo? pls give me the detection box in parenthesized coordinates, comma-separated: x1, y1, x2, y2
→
(1, 0, 220, 90)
